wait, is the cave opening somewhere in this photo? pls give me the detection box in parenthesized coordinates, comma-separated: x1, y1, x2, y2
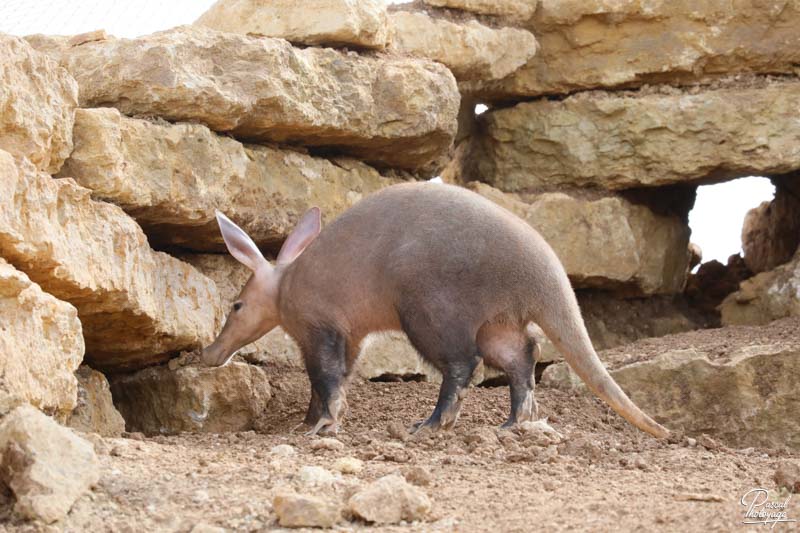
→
(688, 176, 775, 271)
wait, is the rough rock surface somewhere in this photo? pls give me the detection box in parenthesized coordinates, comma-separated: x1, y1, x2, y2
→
(741, 178, 800, 274)
(578, 292, 704, 355)
(272, 493, 341, 528)
(49, 26, 459, 172)
(542, 319, 800, 450)
(356, 333, 433, 382)
(0, 405, 100, 523)
(59, 108, 401, 252)
(0, 258, 83, 419)
(465, 80, 800, 192)
(423, 0, 537, 19)
(471, 183, 690, 295)
(720, 251, 800, 326)
(110, 362, 271, 435)
(0, 150, 220, 371)
(465, 0, 800, 99)
(195, 0, 389, 49)
(684, 255, 752, 317)
(0, 34, 77, 174)
(389, 11, 537, 81)
(66, 366, 126, 438)
(348, 474, 431, 524)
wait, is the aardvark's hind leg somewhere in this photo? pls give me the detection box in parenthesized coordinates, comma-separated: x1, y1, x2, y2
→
(400, 312, 481, 433)
(477, 322, 537, 428)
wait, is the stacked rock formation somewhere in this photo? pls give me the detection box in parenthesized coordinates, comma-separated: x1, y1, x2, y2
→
(2, 0, 799, 451)
(721, 176, 800, 325)
(6, 0, 481, 437)
(444, 0, 800, 338)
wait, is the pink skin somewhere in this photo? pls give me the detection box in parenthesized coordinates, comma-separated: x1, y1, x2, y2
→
(200, 209, 321, 367)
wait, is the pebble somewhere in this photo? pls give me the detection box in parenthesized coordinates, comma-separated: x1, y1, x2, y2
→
(387, 421, 410, 441)
(297, 465, 337, 488)
(333, 457, 363, 474)
(192, 490, 210, 504)
(270, 444, 296, 457)
(517, 419, 564, 446)
(348, 474, 431, 524)
(310, 438, 345, 452)
(273, 492, 341, 528)
(697, 434, 720, 451)
(402, 465, 432, 487)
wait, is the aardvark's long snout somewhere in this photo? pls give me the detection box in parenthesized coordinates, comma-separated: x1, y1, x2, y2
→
(200, 340, 236, 367)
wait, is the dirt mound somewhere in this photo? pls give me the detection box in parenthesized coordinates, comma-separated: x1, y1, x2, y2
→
(4, 365, 794, 531)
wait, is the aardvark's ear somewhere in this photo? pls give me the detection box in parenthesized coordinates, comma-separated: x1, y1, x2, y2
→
(216, 211, 268, 272)
(276, 207, 322, 266)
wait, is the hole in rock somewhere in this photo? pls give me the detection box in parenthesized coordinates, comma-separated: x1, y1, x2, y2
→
(688, 176, 775, 271)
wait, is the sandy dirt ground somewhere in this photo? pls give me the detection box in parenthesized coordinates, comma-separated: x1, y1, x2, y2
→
(1, 362, 796, 533)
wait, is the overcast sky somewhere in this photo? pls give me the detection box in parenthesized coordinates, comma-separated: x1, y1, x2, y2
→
(0, 0, 775, 265)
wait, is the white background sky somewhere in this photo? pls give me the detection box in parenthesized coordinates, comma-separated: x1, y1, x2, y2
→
(0, 0, 775, 265)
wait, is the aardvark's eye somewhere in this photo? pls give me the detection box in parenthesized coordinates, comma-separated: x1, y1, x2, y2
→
(233, 301, 243, 312)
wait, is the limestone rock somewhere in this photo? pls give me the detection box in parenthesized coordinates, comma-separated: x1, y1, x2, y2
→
(357, 332, 435, 381)
(356, 331, 503, 384)
(0, 34, 77, 173)
(272, 492, 341, 528)
(0, 258, 83, 419)
(333, 457, 363, 474)
(577, 292, 703, 354)
(542, 322, 800, 450)
(0, 150, 220, 371)
(296, 465, 338, 489)
(59, 108, 401, 252)
(465, 0, 800, 99)
(464, 80, 800, 192)
(51, 26, 459, 172)
(0, 405, 100, 523)
(110, 362, 271, 435)
(66, 366, 125, 437)
(741, 179, 800, 274)
(195, 0, 389, 49)
(423, 0, 537, 19)
(685, 255, 752, 316)
(720, 252, 800, 326)
(470, 183, 690, 295)
(180, 254, 302, 367)
(348, 474, 431, 524)
(389, 11, 537, 81)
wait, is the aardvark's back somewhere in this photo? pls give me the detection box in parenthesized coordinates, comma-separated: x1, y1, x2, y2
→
(283, 181, 564, 329)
